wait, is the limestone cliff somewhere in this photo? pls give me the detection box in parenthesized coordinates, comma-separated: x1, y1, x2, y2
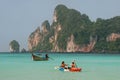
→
(106, 33, 120, 42)
(67, 35, 78, 52)
(28, 20, 51, 52)
(41, 20, 50, 35)
(49, 23, 62, 52)
(28, 4, 120, 52)
(9, 40, 20, 52)
(78, 39, 96, 52)
(67, 35, 96, 52)
(28, 27, 42, 51)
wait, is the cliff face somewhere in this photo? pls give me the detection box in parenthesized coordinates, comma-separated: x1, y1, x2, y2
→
(51, 5, 96, 52)
(78, 39, 96, 52)
(49, 23, 62, 52)
(106, 33, 120, 42)
(28, 27, 42, 51)
(28, 4, 120, 52)
(28, 20, 51, 52)
(67, 35, 96, 52)
(41, 20, 50, 35)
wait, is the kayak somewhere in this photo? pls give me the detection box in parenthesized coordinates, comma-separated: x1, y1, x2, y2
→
(55, 66, 82, 72)
(70, 67, 82, 72)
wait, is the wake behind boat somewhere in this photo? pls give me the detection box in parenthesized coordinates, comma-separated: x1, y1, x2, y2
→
(32, 53, 48, 61)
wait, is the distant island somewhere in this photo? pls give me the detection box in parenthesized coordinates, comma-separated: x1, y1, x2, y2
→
(9, 40, 20, 52)
(26, 4, 120, 53)
(9, 40, 26, 53)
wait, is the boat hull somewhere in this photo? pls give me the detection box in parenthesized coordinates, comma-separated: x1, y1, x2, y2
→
(32, 53, 48, 61)
(70, 67, 82, 72)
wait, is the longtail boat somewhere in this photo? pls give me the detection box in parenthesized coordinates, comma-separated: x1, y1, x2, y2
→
(32, 53, 48, 61)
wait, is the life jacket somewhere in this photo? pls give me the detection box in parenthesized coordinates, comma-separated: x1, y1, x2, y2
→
(71, 64, 75, 68)
(61, 64, 65, 67)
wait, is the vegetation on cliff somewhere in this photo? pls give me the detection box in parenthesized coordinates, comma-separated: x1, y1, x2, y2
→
(9, 40, 20, 52)
(55, 5, 92, 49)
(93, 16, 120, 52)
(29, 4, 120, 53)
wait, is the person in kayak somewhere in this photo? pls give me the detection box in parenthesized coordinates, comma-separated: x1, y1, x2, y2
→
(60, 61, 68, 69)
(71, 62, 76, 68)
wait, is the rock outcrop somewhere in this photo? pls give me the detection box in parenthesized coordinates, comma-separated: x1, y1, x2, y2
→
(67, 35, 75, 52)
(9, 40, 20, 52)
(28, 4, 120, 53)
(106, 33, 120, 42)
(53, 11, 57, 22)
(28, 20, 51, 51)
(49, 23, 62, 52)
(41, 20, 50, 35)
(28, 27, 42, 51)
(67, 35, 96, 52)
(78, 39, 96, 52)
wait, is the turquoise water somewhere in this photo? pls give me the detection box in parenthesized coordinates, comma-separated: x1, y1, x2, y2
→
(0, 53, 120, 80)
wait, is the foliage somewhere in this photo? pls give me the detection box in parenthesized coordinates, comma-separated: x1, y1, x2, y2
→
(31, 4, 120, 52)
(9, 40, 20, 52)
(42, 20, 51, 31)
(32, 34, 52, 52)
(93, 16, 120, 52)
(55, 5, 92, 49)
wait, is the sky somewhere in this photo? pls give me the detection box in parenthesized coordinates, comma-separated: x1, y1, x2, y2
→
(0, 0, 120, 52)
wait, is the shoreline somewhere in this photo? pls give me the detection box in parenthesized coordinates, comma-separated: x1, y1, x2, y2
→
(0, 52, 120, 54)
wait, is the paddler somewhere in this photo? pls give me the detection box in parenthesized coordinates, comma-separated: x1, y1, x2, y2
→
(60, 61, 68, 69)
(71, 62, 76, 68)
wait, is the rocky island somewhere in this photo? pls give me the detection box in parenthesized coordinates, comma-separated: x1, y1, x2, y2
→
(28, 4, 120, 53)
(9, 40, 20, 52)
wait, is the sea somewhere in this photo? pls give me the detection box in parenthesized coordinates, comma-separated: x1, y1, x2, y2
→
(0, 52, 120, 80)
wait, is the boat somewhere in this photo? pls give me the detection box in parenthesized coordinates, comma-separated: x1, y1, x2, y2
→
(32, 53, 48, 61)
(55, 66, 82, 72)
